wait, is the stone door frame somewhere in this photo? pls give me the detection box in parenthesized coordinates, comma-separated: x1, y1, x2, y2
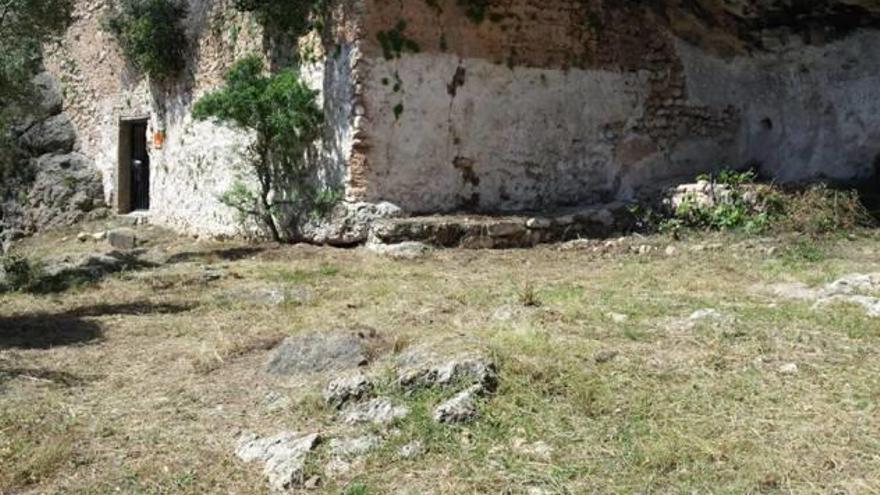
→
(116, 116, 150, 214)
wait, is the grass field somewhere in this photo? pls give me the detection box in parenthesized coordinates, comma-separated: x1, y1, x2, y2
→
(2, 224, 880, 494)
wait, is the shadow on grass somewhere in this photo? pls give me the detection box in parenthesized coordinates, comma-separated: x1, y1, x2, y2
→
(0, 301, 194, 350)
(3, 251, 161, 295)
(34, 252, 159, 294)
(0, 366, 89, 389)
(165, 246, 266, 264)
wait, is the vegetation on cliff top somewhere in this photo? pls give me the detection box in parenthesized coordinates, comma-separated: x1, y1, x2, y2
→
(232, 0, 324, 37)
(103, 0, 188, 81)
(0, 0, 74, 178)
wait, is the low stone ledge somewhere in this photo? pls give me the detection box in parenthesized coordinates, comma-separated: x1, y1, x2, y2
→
(369, 202, 633, 249)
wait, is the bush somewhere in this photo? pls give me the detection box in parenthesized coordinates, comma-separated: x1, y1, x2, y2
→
(232, 0, 322, 35)
(661, 169, 778, 234)
(193, 55, 325, 242)
(639, 168, 875, 237)
(775, 184, 873, 235)
(0, 254, 42, 292)
(104, 0, 188, 81)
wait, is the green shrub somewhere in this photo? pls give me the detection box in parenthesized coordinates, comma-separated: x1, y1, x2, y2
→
(640, 168, 874, 237)
(104, 0, 187, 81)
(377, 20, 420, 60)
(343, 482, 369, 495)
(193, 55, 326, 242)
(0, 254, 42, 292)
(457, 0, 489, 23)
(232, 0, 322, 35)
(662, 168, 778, 234)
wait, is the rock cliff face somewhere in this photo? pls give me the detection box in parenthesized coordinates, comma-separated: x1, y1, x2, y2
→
(345, 0, 880, 213)
(1, 72, 106, 250)
(18, 0, 880, 242)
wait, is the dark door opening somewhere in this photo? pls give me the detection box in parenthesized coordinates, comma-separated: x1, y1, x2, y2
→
(130, 122, 150, 211)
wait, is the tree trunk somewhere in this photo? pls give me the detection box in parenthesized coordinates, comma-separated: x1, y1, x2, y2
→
(257, 143, 282, 243)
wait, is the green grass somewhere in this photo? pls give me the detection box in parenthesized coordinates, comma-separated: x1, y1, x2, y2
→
(2, 228, 880, 493)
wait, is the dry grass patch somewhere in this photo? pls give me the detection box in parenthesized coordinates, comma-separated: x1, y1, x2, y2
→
(2, 228, 880, 493)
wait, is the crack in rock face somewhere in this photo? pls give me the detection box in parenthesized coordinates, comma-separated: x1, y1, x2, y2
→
(235, 431, 320, 491)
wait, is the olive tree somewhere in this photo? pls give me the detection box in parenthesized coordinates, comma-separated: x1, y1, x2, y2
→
(192, 55, 323, 242)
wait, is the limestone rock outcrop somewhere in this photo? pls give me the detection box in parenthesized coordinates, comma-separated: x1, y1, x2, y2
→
(1, 71, 105, 246)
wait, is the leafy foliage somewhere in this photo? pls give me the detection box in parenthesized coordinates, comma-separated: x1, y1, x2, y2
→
(232, 0, 322, 36)
(0, 254, 41, 292)
(457, 0, 489, 23)
(660, 169, 775, 234)
(377, 20, 420, 60)
(638, 168, 874, 237)
(0, 0, 74, 177)
(192, 55, 325, 241)
(0, 0, 73, 102)
(103, 0, 187, 80)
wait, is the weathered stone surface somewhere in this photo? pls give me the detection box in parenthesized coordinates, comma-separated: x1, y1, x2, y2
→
(266, 331, 376, 375)
(665, 181, 770, 215)
(107, 228, 138, 250)
(525, 217, 552, 229)
(433, 385, 481, 424)
(356, 1, 880, 216)
(235, 431, 319, 492)
(31, 72, 64, 120)
(396, 348, 498, 393)
(300, 201, 405, 246)
(342, 398, 409, 425)
(17, 153, 105, 233)
(19, 114, 76, 155)
(819, 273, 880, 298)
(366, 241, 431, 260)
(323, 371, 373, 409)
(370, 204, 631, 249)
(771, 273, 880, 318)
(329, 434, 380, 458)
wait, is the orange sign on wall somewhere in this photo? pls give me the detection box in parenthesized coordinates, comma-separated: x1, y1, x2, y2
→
(153, 130, 165, 149)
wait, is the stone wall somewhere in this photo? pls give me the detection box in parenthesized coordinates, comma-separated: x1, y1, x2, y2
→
(42, 0, 359, 237)
(349, 0, 880, 213)
(36, 0, 880, 238)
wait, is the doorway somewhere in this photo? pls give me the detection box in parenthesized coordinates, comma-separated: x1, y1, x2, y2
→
(117, 119, 150, 213)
